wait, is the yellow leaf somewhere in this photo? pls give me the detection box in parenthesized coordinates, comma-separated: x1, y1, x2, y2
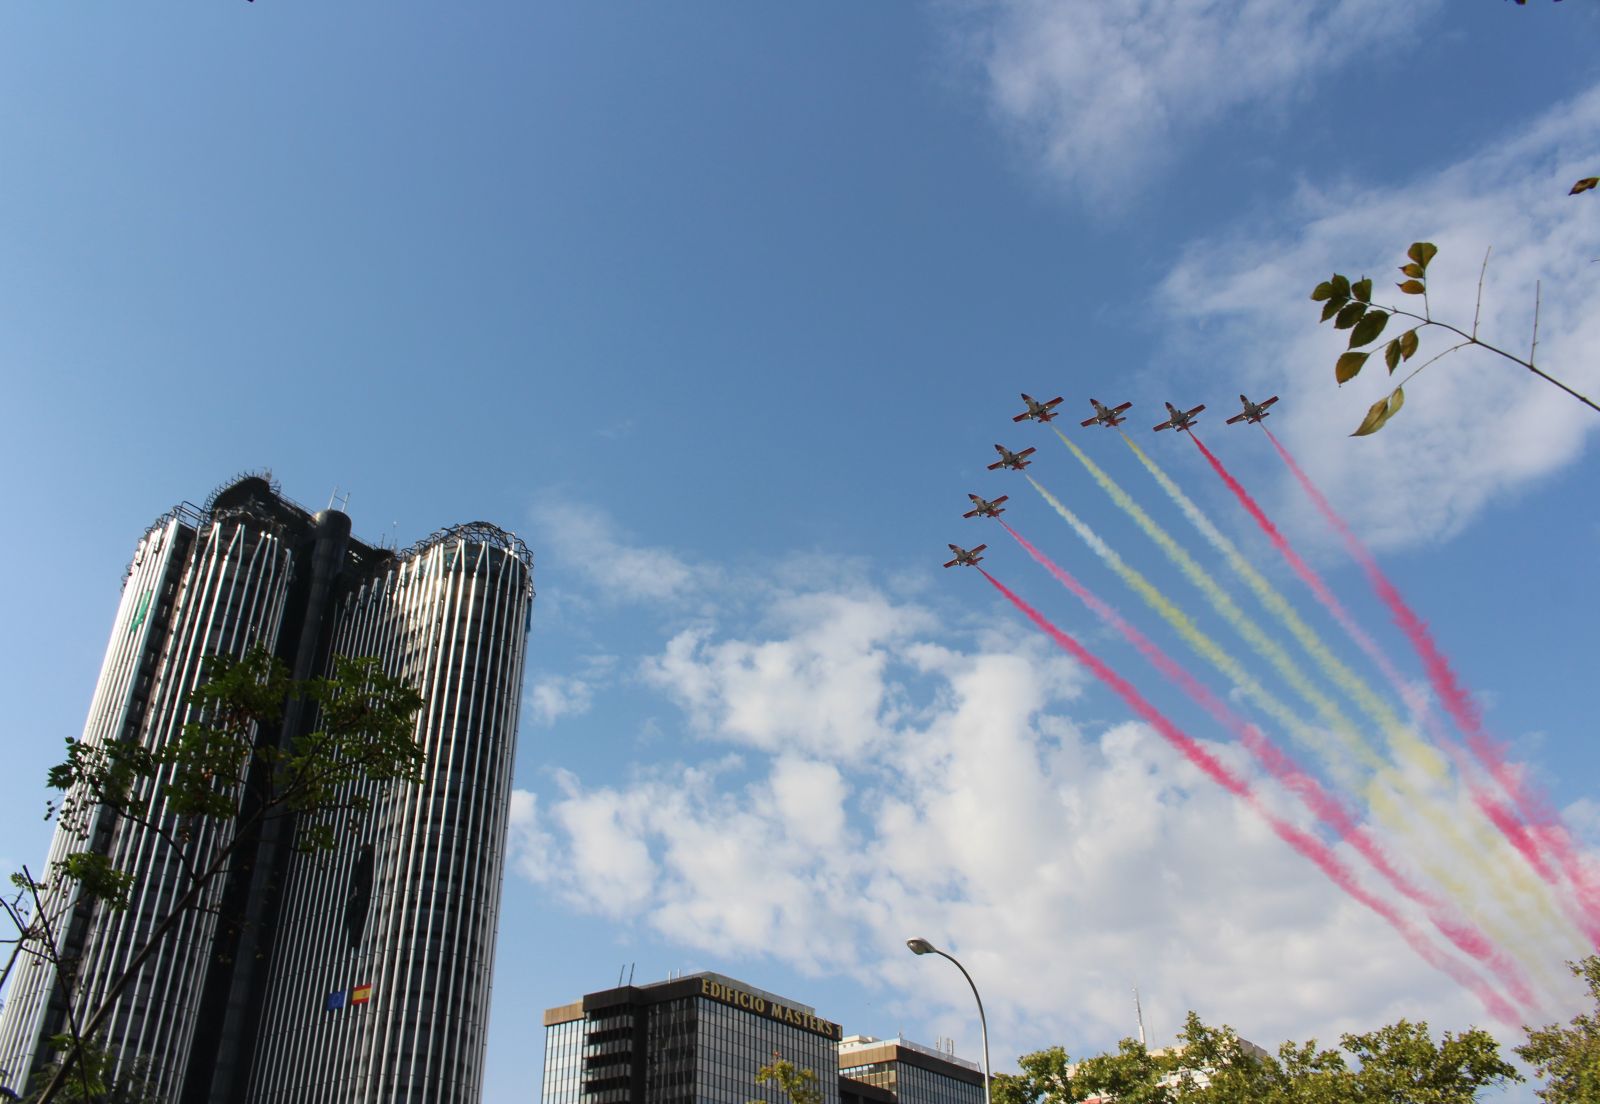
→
(1351, 388, 1405, 437)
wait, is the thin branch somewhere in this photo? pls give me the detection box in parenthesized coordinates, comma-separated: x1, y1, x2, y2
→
(1396, 340, 1474, 391)
(1530, 280, 1542, 368)
(1473, 246, 1491, 339)
(24, 867, 96, 1104)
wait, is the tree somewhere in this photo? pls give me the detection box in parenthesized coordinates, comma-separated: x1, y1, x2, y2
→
(752, 1054, 824, 1104)
(19, 1036, 157, 1104)
(994, 1012, 1517, 1104)
(8, 644, 424, 1104)
(1309, 242, 1600, 437)
(1515, 956, 1600, 1104)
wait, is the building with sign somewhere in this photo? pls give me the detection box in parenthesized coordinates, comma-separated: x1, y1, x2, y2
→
(543, 973, 845, 1104)
(838, 1036, 985, 1104)
(0, 474, 534, 1104)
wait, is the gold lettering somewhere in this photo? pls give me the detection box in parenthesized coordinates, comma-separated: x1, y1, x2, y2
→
(701, 979, 713, 996)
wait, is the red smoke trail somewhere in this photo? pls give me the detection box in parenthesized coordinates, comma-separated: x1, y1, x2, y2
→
(977, 567, 1522, 1025)
(1265, 428, 1600, 945)
(999, 522, 1537, 1011)
(1190, 432, 1557, 886)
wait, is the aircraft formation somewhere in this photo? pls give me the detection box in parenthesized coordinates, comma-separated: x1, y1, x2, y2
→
(946, 393, 1277, 565)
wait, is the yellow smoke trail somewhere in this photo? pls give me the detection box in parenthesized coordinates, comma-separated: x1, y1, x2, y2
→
(1120, 431, 1447, 781)
(1044, 435, 1583, 969)
(1116, 433, 1578, 962)
(1027, 474, 1578, 998)
(1055, 427, 1380, 767)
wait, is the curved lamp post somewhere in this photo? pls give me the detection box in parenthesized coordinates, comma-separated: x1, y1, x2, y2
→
(906, 938, 992, 1104)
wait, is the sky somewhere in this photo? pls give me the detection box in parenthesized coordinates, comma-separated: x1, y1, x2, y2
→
(2, 2, 1599, 1100)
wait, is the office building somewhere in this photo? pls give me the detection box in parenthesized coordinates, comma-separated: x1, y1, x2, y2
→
(0, 474, 534, 1103)
(543, 973, 844, 1104)
(837, 1036, 985, 1104)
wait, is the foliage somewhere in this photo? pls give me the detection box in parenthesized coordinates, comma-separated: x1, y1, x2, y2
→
(20, 1036, 158, 1104)
(752, 1055, 823, 1104)
(1515, 956, 1600, 1104)
(995, 1011, 1518, 1104)
(1310, 241, 1599, 435)
(14, 644, 423, 1104)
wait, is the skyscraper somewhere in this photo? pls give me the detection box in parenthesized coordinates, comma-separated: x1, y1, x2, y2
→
(0, 474, 534, 1103)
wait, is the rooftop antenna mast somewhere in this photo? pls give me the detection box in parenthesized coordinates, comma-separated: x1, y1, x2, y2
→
(1134, 986, 1147, 1048)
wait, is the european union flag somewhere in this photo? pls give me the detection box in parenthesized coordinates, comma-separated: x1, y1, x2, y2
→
(325, 989, 346, 1012)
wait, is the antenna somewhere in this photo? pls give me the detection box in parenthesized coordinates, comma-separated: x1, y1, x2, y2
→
(618, 965, 626, 987)
(327, 486, 340, 510)
(1134, 986, 1147, 1047)
(627, 963, 635, 985)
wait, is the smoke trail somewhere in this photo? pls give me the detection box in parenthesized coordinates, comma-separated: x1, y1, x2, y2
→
(1187, 430, 1557, 886)
(1265, 427, 1600, 946)
(1000, 521, 1539, 1011)
(1125, 430, 1445, 782)
(1027, 473, 1583, 973)
(1024, 475, 1377, 783)
(976, 567, 1523, 1025)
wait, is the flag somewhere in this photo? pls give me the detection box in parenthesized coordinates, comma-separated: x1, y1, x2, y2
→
(325, 990, 345, 1012)
(350, 983, 373, 1005)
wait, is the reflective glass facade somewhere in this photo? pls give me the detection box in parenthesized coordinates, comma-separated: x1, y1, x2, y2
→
(839, 1041, 985, 1104)
(544, 974, 842, 1104)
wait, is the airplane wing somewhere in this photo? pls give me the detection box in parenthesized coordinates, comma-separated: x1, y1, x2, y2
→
(943, 558, 959, 569)
(1080, 416, 1099, 427)
(992, 495, 1009, 506)
(986, 459, 1004, 470)
(1019, 447, 1036, 458)
(1113, 402, 1132, 413)
(1187, 405, 1206, 417)
(972, 545, 987, 555)
(1044, 397, 1064, 409)
(1260, 396, 1279, 409)
(1154, 421, 1172, 431)
(1012, 411, 1031, 422)
(1226, 412, 1247, 424)
(962, 509, 980, 519)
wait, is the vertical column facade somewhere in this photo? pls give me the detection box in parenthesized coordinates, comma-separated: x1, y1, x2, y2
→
(247, 525, 533, 1104)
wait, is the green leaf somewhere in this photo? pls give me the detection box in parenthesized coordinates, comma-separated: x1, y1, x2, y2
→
(1406, 242, 1438, 269)
(1330, 273, 1351, 299)
(1334, 302, 1366, 329)
(1400, 262, 1425, 279)
(1352, 278, 1372, 303)
(1397, 279, 1426, 295)
(1351, 387, 1404, 436)
(1311, 281, 1335, 301)
(1335, 351, 1369, 384)
(1320, 298, 1343, 322)
(1385, 339, 1402, 373)
(1399, 328, 1419, 360)
(1571, 177, 1598, 196)
(1349, 309, 1389, 348)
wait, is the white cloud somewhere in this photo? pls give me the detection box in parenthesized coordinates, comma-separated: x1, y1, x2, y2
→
(957, 1, 1436, 200)
(532, 499, 714, 605)
(508, 583, 1596, 1065)
(1157, 82, 1600, 549)
(525, 656, 618, 726)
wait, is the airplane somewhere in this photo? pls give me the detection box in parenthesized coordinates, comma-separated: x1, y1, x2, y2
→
(987, 444, 1037, 471)
(963, 493, 1009, 519)
(943, 543, 988, 568)
(1153, 401, 1206, 433)
(1225, 393, 1280, 425)
(1012, 393, 1066, 423)
(1080, 398, 1133, 428)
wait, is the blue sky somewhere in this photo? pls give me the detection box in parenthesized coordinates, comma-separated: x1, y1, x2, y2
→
(3, 2, 1599, 1099)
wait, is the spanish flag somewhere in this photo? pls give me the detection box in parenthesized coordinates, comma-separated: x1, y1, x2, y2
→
(350, 983, 374, 1005)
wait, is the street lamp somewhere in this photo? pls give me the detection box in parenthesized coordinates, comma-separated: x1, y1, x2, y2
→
(906, 938, 992, 1104)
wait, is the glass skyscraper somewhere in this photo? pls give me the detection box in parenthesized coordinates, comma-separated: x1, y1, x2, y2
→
(837, 1036, 986, 1104)
(0, 474, 534, 1103)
